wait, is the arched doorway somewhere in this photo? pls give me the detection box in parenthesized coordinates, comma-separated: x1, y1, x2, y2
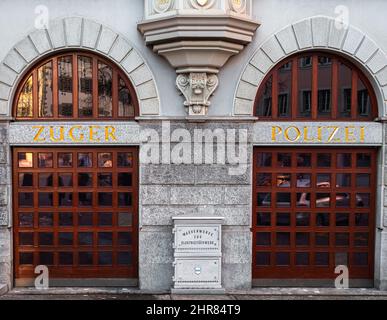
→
(252, 52, 378, 285)
(12, 51, 139, 286)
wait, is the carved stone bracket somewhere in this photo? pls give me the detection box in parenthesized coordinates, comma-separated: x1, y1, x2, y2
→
(176, 73, 219, 116)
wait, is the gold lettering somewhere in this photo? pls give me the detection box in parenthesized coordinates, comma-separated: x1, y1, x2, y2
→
(33, 126, 46, 142)
(284, 126, 301, 142)
(317, 126, 324, 142)
(89, 126, 101, 142)
(49, 126, 64, 142)
(327, 126, 340, 142)
(271, 126, 282, 142)
(69, 126, 84, 142)
(360, 127, 365, 142)
(345, 126, 356, 143)
(105, 126, 117, 142)
(303, 127, 315, 142)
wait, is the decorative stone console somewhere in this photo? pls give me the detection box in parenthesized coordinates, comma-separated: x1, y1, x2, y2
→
(172, 216, 224, 294)
(138, 0, 260, 118)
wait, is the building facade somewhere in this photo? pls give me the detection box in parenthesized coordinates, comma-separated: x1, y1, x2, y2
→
(0, 0, 387, 292)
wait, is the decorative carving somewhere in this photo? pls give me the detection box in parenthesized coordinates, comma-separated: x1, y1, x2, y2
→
(176, 73, 219, 116)
(189, 0, 216, 10)
(229, 0, 246, 14)
(153, 0, 174, 14)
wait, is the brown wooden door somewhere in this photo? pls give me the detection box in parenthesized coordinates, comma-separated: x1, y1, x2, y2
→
(13, 147, 138, 281)
(252, 147, 376, 279)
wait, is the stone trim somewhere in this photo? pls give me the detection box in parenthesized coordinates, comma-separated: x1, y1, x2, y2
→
(234, 16, 387, 118)
(0, 17, 160, 117)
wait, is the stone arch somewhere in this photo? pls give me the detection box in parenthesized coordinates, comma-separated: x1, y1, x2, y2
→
(234, 16, 387, 118)
(0, 17, 160, 117)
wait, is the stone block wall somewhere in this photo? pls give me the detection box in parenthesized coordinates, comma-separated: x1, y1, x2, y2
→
(139, 122, 253, 290)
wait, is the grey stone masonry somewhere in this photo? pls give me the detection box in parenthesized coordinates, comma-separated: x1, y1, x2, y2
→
(139, 121, 253, 290)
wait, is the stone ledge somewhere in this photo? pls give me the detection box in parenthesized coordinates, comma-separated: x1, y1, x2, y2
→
(0, 284, 7, 296)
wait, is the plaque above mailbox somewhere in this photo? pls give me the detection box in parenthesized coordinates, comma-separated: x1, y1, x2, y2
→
(174, 226, 220, 253)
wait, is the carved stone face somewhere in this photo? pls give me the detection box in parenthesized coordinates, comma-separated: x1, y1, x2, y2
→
(197, 0, 208, 6)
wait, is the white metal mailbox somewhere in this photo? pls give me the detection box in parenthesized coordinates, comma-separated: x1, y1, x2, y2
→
(172, 216, 224, 293)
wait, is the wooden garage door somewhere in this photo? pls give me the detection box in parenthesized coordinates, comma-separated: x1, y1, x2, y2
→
(13, 147, 138, 281)
(253, 147, 376, 279)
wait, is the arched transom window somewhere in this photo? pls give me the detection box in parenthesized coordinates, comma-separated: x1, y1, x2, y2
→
(15, 52, 137, 120)
(255, 52, 377, 120)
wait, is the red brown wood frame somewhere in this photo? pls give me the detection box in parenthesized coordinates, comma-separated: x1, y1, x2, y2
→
(252, 147, 376, 279)
(13, 147, 139, 279)
(13, 51, 139, 120)
(254, 52, 378, 121)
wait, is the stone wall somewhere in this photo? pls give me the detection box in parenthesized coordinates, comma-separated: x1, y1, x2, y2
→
(139, 122, 253, 290)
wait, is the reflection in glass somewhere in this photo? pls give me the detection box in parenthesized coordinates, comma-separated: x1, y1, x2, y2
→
(276, 213, 290, 226)
(118, 152, 133, 167)
(355, 213, 369, 226)
(38, 193, 53, 207)
(296, 193, 310, 207)
(336, 213, 349, 226)
(256, 76, 272, 117)
(78, 232, 93, 246)
(98, 232, 113, 246)
(39, 173, 53, 187)
(317, 174, 331, 188)
(356, 193, 370, 208)
(354, 233, 369, 247)
(98, 213, 113, 226)
(316, 193, 331, 207)
(317, 56, 332, 116)
(99, 252, 113, 265)
(78, 153, 92, 167)
(19, 213, 33, 227)
(276, 253, 290, 266)
(335, 253, 348, 267)
(298, 56, 312, 117)
(316, 213, 330, 227)
(58, 153, 73, 167)
(256, 233, 271, 246)
(336, 174, 351, 187)
(315, 252, 329, 266)
(118, 173, 132, 187)
(256, 153, 272, 167)
(58, 173, 73, 187)
(18, 152, 33, 168)
(59, 213, 73, 226)
(278, 62, 292, 117)
(78, 173, 93, 187)
(276, 174, 291, 188)
(358, 78, 371, 117)
(39, 213, 53, 227)
(337, 153, 352, 168)
(296, 233, 310, 246)
(118, 252, 132, 265)
(296, 252, 309, 266)
(58, 56, 73, 117)
(59, 233, 73, 246)
(59, 193, 73, 206)
(357, 153, 371, 168)
(17, 76, 33, 117)
(315, 233, 330, 246)
(98, 193, 113, 206)
(98, 62, 113, 117)
(296, 174, 311, 188)
(356, 174, 370, 187)
(38, 61, 53, 117)
(256, 173, 271, 187)
(277, 233, 290, 246)
(297, 154, 311, 167)
(336, 193, 351, 208)
(338, 63, 352, 118)
(39, 232, 54, 245)
(98, 173, 113, 187)
(317, 154, 331, 167)
(38, 153, 53, 168)
(19, 173, 33, 187)
(257, 193, 271, 207)
(277, 193, 291, 208)
(118, 193, 132, 206)
(118, 212, 132, 227)
(78, 56, 93, 117)
(98, 153, 113, 168)
(336, 233, 349, 246)
(256, 252, 270, 266)
(296, 213, 310, 226)
(354, 253, 368, 266)
(257, 213, 271, 226)
(278, 153, 291, 167)
(19, 193, 34, 207)
(78, 213, 93, 226)
(118, 232, 132, 245)
(118, 78, 134, 117)
(79, 193, 93, 206)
